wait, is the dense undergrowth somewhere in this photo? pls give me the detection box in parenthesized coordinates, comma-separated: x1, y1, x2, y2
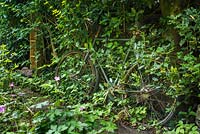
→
(0, 1, 200, 133)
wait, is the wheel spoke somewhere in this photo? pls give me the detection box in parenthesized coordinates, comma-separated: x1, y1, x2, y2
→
(123, 65, 176, 127)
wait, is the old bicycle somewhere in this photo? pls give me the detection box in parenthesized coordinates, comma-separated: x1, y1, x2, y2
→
(55, 37, 177, 127)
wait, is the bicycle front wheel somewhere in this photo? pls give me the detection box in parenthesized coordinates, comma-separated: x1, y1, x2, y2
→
(122, 65, 176, 127)
(55, 51, 99, 95)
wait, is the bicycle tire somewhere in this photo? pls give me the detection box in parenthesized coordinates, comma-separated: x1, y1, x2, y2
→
(122, 64, 176, 127)
(55, 51, 99, 94)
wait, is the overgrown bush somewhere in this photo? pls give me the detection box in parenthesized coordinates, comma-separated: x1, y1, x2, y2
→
(0, 0, 200, 133)
(32, 103, 117, 134)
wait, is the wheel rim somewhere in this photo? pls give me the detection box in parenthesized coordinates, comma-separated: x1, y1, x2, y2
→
(55, 51, 99, 95)
(123, 65, 176, 127)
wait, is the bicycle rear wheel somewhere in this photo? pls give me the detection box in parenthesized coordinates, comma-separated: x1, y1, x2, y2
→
(122, 65, 176, 127)
(55, 51, 99, 94)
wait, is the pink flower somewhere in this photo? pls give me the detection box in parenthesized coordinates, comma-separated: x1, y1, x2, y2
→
(80, 107, 85, 111)
(0, 105, 6, 113)
(9, 82, 14, 88)
(54, 76, 60, 81)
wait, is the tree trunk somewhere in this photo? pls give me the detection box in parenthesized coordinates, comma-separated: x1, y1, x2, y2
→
(160, 0, 187, 45)
(29, 29, 37, 70)
(160, 0, 183, 16)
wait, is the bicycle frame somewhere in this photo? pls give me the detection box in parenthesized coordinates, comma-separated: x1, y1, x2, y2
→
(82, 37, 132, 88)
(55, 37, 177, 127)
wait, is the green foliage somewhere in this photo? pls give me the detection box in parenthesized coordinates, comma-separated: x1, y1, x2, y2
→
(32, 103, 117, 134)
(0, 44, 18, 89)
(162, 8, 200, 96)
(168, 7, 200, 48)
(0, 0, 200, 133)
(164, 121, 199, 134)
(129, 106, 147, 124)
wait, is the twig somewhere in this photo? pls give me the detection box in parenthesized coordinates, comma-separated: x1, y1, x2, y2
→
(25, 105, 34, 115)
